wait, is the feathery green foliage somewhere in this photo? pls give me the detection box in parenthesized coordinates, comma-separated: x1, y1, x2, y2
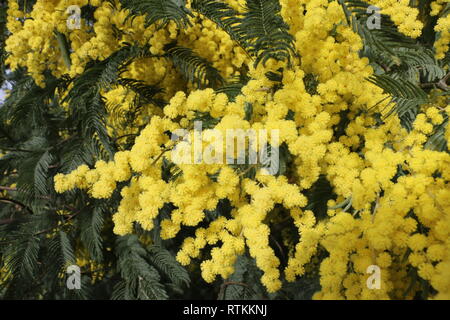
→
(192, 0, 296, 67)
(191, 0, 245, 44)
(164, 44, 225, 89)
(119, 0, 193, 29)
(241, 0, 296, 67)
(368, 74, 430, 129)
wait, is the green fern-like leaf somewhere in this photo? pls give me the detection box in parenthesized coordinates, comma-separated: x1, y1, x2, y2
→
(34, 151, 54, 196)
(191, 0, 245, 45)
(63, 45, 151, 158)
(216, 81, 246, 102)
(339, 0, 419, 68)
(148, 245, 190, 287)
(221, 255, 250, 300)
(15, 148, 52, 211)
(4, 235, 41, 279)
(240, 0, 296, 67)
(115, 235, 168, 300)
(79, 205, 104, 262)
(165, 44, 224, 89)
(111, 280, 129, 300)
(215, 74, 250, 102)
(368, 74, 429, 129)
(424, 119, 449, 152)
(59, 230, 76, 267)
(118, 78, 166, 108)
(388, 48, 445, 83)
(119, 0, 193, 29)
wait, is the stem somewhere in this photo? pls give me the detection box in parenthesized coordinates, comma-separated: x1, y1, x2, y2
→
(0, 147, 34, 153)
(151, 147, 172, 165)
(114, 133, 138, 143)
(420, 71, 450, 90)
(0, 197, 33, 214)
(270, 234, 285, 262)
(33, 210, 80, 236)
(239, 164, 259, 177)
(0, 218, 15, 225)
(437, 71, 450, 91)
(54, 31, 72, 70)
(0, 186, 17, 192)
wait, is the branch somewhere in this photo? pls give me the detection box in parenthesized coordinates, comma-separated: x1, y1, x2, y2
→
(269, 234, 286, 263)
(151, 147, 173, 165)
(0, 218, 16, 225)
(437, 71, 450, 91)
(0, 197, 33, 214)
(0, 147, 34, 153)
(113, 133, 138, 145)
(376, 62, 391, 73)
(239, 164, 260, 177)
(33, 210, 81, 236)
(420, 71, 450, 90)
(0, 186, 17, 192)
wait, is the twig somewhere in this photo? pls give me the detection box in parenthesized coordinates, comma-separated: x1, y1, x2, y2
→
(255, 87, 271, 92)
(437, 71, 450, 91)
(0, 218, 15, 225)
(420, 71, 450, 90)
(113, 133, 138, 143)
(33, 210, 80, 236)
(270, 234, 286, 262)
(376, 62, 391, 73)
(239, 164, 259, 177)
(151, 147, 172, 165)
(0, 197, 33, 214)
(0, 186, 17, 192)
(0, 147, 34, 153)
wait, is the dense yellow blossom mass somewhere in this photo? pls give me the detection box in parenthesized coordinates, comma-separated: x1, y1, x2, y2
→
(5, 0, 450, 299)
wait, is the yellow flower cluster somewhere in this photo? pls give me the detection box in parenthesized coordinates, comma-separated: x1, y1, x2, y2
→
(430, 0, 450, 59)
(434, 13, 450, 60)
(5, 0, 248, 87)
(4, 0, 251, 145)
(367, 0, 423, 38)
(306, 106, 450, 299)
(431, 0, 449, 16)
(5, 0, 448, 298)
